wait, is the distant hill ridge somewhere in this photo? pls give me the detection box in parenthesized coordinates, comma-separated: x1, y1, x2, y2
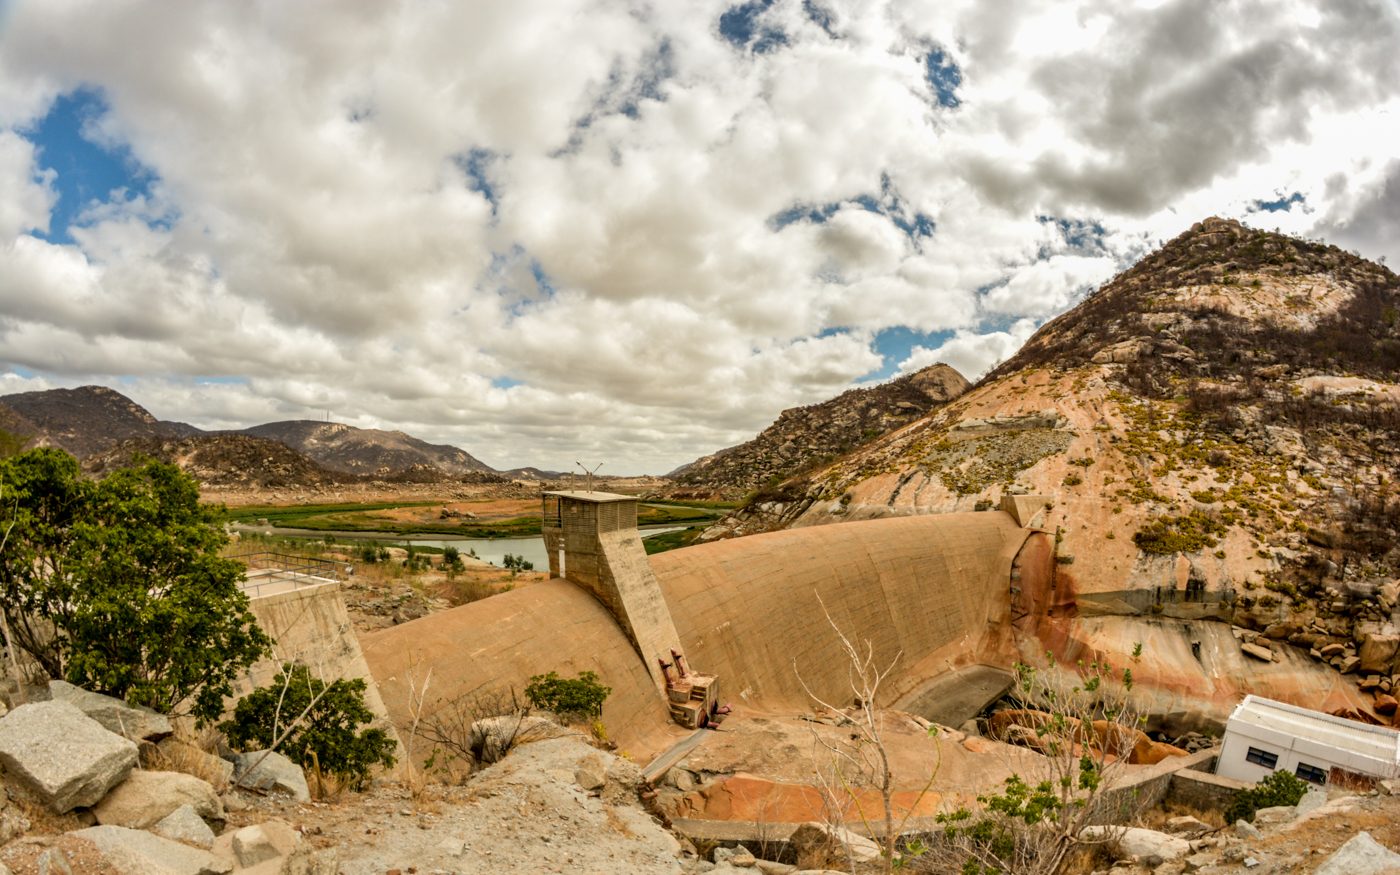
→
(0, 385, 504, 486)
(669, 362, 970, 497)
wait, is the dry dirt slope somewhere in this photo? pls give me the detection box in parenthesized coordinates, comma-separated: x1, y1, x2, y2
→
(707, 217, 1400, 727)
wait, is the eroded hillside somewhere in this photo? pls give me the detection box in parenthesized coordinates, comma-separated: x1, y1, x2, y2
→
(706, 217, 1400, 724)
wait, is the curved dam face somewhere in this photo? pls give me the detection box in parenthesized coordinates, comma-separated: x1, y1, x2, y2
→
(362, 506, 1047, 759)
(650, 512, 1038, 715)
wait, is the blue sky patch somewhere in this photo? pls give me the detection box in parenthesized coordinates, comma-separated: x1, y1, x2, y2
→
(23, 87, 156, 244)
(866, 326, 954, 380)
(491, 376, 523, 389)
(719, 0, 788, 53)
(803, 0, 838, 38)
(769, 174, 935, 246)
(1251, 192, 1305, 213)
(924, 48, 962, 109)
(1037, 215, 1108, 255)
(455, 148, 499, 216)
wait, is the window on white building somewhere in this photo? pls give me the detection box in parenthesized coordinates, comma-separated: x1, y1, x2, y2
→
(1245, 746, 1278, 769)
(1295, 762, 1327, 785)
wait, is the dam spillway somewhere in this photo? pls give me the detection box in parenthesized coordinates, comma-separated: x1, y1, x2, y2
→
(361, 498, 1052, 759)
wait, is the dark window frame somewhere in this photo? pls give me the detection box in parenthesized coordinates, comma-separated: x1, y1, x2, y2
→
(1295, 762, 1327, 785)
(1245, 746, 1279, 769)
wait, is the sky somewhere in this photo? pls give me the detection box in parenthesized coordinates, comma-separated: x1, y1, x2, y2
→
(1, 1, 1398, 474)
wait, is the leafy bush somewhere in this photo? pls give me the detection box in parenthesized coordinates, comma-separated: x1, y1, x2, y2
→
(441, 546, 464, 571)
(1225, 770, 1308, 823)
(1133, 510, 1228, 555)
(222, 663, 396, 791)
(524, 670, 610, 720)
(502, 553, 534, 572)
(0, 449, 269, 723)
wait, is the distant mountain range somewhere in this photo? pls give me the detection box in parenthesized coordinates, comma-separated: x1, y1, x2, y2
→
(0, 385, 508, 486)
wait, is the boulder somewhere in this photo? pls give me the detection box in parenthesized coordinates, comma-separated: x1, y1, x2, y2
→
(211, 820, 311, 874)
(153, 804, 216, 849)
(0, 701, 138, 812)
(47, 681, 173, 743)
(232, 751, 310, 802)
(1313, 831, 1400, 875)
(95, 770, 222, 829)
(1374, 694, 1398, 716)
(1080, 826, 1190, 862)
(1252, 805, 1296, 826)
(1240, 642, 1274, 662)
(71, 824, 232, 875)
(1358, 634, 1400, 674)
(1164, 815, 1212, 838)
(1234, 819, 1262, 839)
(787, 822, 881, 869)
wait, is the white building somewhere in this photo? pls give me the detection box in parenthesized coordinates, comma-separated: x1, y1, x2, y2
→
(1217, 695, 1400, 787)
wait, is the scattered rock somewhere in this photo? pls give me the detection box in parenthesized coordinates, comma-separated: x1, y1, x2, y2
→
(1080, 826, 1190, 862)
(787, 822, 881, 868)
(1358, 634, 1400, 674)
(1164, 815, 1212, 838)
(0, 701, 138, 812)
(1251, 805, 1295, 827)
(1374, 694, 1398, 716)
(1240, 642, 1274, 662)
(231, 751, 310, 802)
(574, 765, 606, 792)
(152, 805, 216, 849)
(1313, 831, 1400, 875)
(71, 824, 232, 875)
(1295, 786, 1327, 817)
(46, 681, 173, 743)
(95, 770, 222, 829)
(1234, 819, 1262, 839)
(224, 820, 301, 868)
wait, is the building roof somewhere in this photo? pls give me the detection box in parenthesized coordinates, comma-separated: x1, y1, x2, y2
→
(543, 490, 637, 503)
(1229, 694, 1400, 764)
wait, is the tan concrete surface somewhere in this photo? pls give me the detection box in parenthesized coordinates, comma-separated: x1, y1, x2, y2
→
(650, 512, 1033, 715)
(361, 578, 684, 762)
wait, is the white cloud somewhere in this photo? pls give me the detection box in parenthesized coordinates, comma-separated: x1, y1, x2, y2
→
(0, 0, 1396, 472)
(898, 319, 1041, 381)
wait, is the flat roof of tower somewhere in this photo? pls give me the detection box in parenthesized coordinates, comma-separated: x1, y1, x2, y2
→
(544, 490, 637, 503)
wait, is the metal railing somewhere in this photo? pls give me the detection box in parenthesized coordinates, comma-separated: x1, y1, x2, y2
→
(232, 552, 344, 598)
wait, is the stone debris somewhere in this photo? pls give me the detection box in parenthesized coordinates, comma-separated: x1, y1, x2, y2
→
(95, 769, 223, 829)
(0, 701, 138, 812)
(152, 805, 217, 849)
(787, 822, 882, 868)
(231, 751, 310, 802)
(1313, 831, 1400, 875)
(47, 680, 174, 743)
(1079, 826, 1190, 863)
(71, 824, 233, 875)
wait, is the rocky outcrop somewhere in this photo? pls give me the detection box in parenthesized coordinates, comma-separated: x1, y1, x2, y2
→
(670, 362, 969, 497)
(153, 805, 216, 849)
(0, 701, 138, 812)
(71, 824, 232, 875)
(48, 680, 173, 742)
(1314, 831, 1400, 875)
(94, 770, 223, 829)
(231, 751, 310, 802)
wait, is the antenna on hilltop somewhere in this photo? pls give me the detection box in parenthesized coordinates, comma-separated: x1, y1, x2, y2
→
(576, 461, 604, 493)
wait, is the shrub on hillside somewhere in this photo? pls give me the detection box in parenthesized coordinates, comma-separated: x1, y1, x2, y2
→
(1225, 770, 1308, 823)
(524, 670, 610, 721)
(222, 663, 397, 791)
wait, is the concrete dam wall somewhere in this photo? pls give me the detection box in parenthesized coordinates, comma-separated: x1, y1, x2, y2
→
(362, 504, 1049, 759)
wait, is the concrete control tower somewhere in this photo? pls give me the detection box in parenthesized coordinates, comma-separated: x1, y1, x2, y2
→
(541, 491, 685, 700)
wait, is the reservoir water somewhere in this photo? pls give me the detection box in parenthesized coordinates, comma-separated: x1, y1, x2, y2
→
(390, 525, 690, 569)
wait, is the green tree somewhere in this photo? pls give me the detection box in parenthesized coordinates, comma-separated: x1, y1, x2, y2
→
(0, 448, 269, 722)
(221, 663, 397, 791)
(524, 670, 610, 721)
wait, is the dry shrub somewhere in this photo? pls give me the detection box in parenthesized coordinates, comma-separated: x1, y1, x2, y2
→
(139, 723, 231, 793)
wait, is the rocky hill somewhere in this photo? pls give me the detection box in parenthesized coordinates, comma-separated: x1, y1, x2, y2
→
(706, 217, 1400, 723)
(83, 434, 347, 490)
(669, 362, 970, 498)
(236, 420, 494, 478)
(0, 385, 196, 458)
